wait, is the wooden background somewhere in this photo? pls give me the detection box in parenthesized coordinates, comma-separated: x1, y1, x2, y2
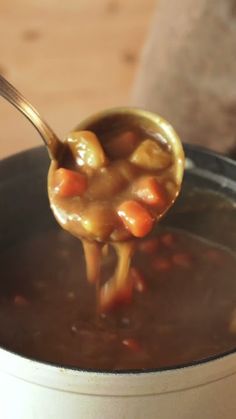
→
(0, 0, 155, 157)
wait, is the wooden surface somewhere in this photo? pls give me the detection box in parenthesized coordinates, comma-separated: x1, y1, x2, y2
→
(0, 0, 155, 157)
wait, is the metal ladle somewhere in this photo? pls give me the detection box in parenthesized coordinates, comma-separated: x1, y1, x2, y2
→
(0, 74, 63, 161)
(0, 74, 185, 310)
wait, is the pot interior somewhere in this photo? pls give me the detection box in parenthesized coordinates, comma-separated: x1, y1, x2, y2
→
(0, 144, 235, 372)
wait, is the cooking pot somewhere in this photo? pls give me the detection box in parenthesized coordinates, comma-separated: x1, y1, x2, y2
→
(0, 144, 235, 419)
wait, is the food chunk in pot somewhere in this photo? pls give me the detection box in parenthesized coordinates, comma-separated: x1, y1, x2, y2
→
(67, 130, 108, 170)
(81, 204, 116, 240)
(130, 139, 172, 170)
(105, 131, 140, 158)
(54, 168, 87, 198)
(133, 176, 167, 207)
(87, 168, 126, 198)
(117, 200, 154, 238)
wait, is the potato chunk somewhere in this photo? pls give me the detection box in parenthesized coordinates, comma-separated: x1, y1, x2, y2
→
(130, 139, 172, 170)
(81, 204, 115, 240)
(67, 130, 108, 170)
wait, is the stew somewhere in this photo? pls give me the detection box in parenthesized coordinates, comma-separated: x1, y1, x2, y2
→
(48, 128, 183, 310)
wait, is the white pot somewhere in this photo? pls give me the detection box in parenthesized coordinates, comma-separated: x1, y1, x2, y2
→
(0, 347, 236, 419)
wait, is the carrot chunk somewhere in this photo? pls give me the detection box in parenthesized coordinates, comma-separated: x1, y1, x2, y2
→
(14, 295, 29, 306)
(160, 232, 176, 248)
(153, 256, 171, 272)
(122, 338, 142, 353)
(117, 200, 154, 238)
(134, 176, 167, 207)
(172, 252, 192, 268)
(138, 237, 159, 254)
(106, 131, 139, 158)
(54, 168, 87, 198)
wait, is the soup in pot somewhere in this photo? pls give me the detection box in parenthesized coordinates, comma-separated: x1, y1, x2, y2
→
(0, 190, 236, 371)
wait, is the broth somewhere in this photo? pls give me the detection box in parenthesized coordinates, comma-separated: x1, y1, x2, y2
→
(0, 223, 236, 371)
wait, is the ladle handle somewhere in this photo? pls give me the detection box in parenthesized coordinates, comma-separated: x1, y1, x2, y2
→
(0, 75, 63, 160)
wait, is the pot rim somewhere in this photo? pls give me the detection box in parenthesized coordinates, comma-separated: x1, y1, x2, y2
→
(1, 340, 236, 375)
(1, 344, 236, 396)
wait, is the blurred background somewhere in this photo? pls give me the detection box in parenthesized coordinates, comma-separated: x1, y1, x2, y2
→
(0, 0, 235, 158)
(0, 0, 155, 157)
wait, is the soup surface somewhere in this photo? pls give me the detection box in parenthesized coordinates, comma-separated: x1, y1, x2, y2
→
(0, 224, 236, 370)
